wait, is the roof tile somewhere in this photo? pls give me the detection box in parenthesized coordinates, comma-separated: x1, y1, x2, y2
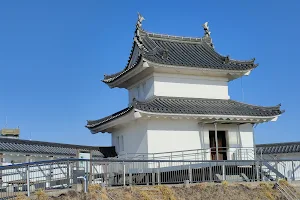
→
(87, 96, 283, 130)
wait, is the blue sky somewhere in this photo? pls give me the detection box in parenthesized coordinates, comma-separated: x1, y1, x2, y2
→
(0, 0, 299, 146)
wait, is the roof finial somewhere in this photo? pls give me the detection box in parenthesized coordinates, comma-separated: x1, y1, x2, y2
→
(202, 22, 211, 37)
(137, 12, 145, 28)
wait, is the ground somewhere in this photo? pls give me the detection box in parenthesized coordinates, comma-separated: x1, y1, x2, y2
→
(16, 181, 300, 200)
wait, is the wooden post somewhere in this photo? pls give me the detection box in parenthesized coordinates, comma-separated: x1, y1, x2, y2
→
(214, 123, 219, 160)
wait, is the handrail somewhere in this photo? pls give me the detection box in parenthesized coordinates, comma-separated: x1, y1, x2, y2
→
(119, 147, 255, 156)
(118, 147, 255, 161)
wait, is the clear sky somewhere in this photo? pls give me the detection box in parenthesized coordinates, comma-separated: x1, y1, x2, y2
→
(0, 1, 299, 146)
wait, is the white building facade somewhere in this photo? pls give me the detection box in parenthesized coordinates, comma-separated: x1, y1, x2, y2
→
(86, 14, 284, 161)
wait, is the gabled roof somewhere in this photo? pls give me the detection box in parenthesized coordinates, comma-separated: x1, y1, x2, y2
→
(256, 142, 300, 155)
(86, 96, 284, 132)
(103, 14, 258, 84)
(0, 137, 117, 158)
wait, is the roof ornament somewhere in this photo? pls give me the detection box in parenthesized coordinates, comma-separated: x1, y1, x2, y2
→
(162, 50, 168, 59)
(202, 22, 211, 37)
(137, 12, 145, 28)
(202, 22, 214, 48)
(224, 55, 230, 64)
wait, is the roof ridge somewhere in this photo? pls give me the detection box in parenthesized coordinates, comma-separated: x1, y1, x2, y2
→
(86, 106, 134, 128)
(202, 42, 257, 65)
(228, 99, 282, 110)
(257, 141, 300, 146)
(0, 137, 102, 149)
(140, 29, 204, 42)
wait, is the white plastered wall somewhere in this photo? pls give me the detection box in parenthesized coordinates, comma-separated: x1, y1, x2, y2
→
(111, 115, 254, 160)
(128, 73, 229, 102)
(153, 73, 229, 99)
(146, 120, 254, 160)
(147, 119, 202, 151)
(112, 119, 148, 155)
(128, 77, 154, 103)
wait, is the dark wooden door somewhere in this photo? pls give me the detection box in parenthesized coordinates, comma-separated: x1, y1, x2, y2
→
(209, 131, 227, 160)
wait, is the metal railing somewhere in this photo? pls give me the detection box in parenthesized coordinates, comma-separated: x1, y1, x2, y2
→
(117, 147, 255, 161)
(1, 158, 300, 198)
(273, 181, 299, 200)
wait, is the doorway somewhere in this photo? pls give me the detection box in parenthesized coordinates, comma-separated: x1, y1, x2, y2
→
(209, 131, 227, 160)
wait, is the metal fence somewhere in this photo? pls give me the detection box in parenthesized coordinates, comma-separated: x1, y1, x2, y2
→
(1, 158, 300, 198)
(117, 147, 255, 161)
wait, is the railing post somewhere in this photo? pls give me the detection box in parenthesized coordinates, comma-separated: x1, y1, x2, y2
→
(123, 162, 126, 186)
(152, 171, 155, 185)
(26, 164, 30, 197)
(292, 161, 295, 181)
(157, 162, 160, 185)
(222, 163, 226, 181)
(209, 162, 212, 182)
(67, 161, 70, 186)
(85, 161, 89, 184)
(275, 161, 279, 181)
(256, 161, 259, 182)
(89, 158, 93, 184)
(188, 162, 192, 183)
(260, 160, 264, 182)
(129, 172, 132, 186)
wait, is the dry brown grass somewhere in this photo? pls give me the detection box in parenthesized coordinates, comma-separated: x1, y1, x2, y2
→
(15, 193, 30, 200)
(45, 182, 291, 200)
(35, 189, 49, 200)
(258, 182, 276, 200)
(87, 184, 110, 200)
(156, 185, 176, 200)
(278, 179, 289, 186)
(124, 191, 133, 200)
(138, 190, 152, 200)
(221, 180, 229, 188)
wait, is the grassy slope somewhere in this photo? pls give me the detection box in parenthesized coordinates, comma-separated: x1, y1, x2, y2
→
(25, 182, 300, 200)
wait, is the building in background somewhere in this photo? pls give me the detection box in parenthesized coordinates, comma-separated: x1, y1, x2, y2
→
(86, 14, 284, 160)
(0, 129, 116, 166)
(0, 128, 20, 139)
(257, 142, 300, 160)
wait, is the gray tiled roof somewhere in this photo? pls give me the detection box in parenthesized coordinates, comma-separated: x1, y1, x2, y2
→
(0, 138, 116, 158)
(103, 26, 258, 83)
(256, 142, 300, 154)
(141, 32, 257, 70)
(86, 96, 283, 129)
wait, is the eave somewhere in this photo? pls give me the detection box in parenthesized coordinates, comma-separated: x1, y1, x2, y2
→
(136, 109, 281, 124)
(103, 59, 151, 88)
(87, 108, 282, 134)
(146, 59, 255, 81)
(102, 58, 255, 89)
(88, 110, 142, 134)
